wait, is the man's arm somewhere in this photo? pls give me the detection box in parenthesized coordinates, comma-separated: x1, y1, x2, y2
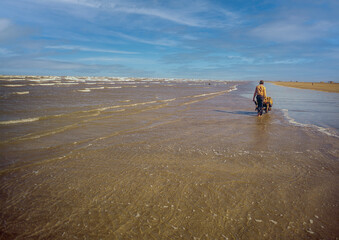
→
(263, 87, 267, 98)
(253, 87, 257, 101)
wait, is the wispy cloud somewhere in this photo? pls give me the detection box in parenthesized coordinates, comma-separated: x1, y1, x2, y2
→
(0, 57, 154, 76)
(45, 45, 138, 54)
(0, 18, 33, 42)
(251, 18, 336, 42)
(114, 32, 178, 47)
(35, 0, 239, 28)
(111, 6, 204, 27)
(77, 56, 156, 64)
(36, 0, 101, 8)
(0, 47, 12, 55)
(0, 18, 11, 31)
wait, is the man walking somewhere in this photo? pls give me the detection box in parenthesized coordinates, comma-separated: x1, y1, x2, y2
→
(253, 80, 267, 116)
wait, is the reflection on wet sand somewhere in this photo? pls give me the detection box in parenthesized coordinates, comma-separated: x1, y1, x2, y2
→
(0, 77, 338, 239)
(254, 114, 272, 150)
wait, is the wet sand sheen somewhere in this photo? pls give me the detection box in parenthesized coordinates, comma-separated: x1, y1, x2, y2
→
(0, 77, 338, 239)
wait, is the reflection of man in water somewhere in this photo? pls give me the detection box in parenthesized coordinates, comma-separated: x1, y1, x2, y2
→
(253, 80, 267, 116)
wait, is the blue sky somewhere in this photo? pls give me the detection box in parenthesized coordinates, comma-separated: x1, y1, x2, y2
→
(0, 0, 338, 81)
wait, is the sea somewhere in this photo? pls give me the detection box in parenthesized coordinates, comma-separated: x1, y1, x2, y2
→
(0, 76, 338, 239)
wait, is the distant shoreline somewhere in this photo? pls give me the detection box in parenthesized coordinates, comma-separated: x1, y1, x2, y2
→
(268, 81, 339, 93)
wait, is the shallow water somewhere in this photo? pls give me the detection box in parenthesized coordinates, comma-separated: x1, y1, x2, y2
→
(0, 76, 338, 239)
(242, 81, 339, 137)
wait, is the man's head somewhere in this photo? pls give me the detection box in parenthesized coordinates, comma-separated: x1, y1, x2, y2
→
(259, 80, 264, 84)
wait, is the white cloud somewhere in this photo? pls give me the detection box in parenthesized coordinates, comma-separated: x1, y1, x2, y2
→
(251, 20, 335, 42)
(112, 6, 204, 27)
(0, 19, 12, 32)
(38, 0, 100, 8)
(46, 45, 138, 54)
(78, 56, 156, 64)
(271, 58, 311, 64)
(0, 57, 154, 76)
(0, 18, 32, 42)
(114, 32, 178, 46)
(0, 48, 12, 55)
(34, 0, 239, 28)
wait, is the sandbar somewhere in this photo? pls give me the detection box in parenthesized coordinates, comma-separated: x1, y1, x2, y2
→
(269, 81, 339, 93)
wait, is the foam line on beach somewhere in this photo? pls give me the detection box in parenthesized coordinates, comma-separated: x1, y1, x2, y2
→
(0, 100, 160, 126)
(28, 78, 59, 82)
(184, 85, 237, 99)
(0, 79, 25, 81)
(29, 83, 56, 86)
(0, 117, 40, 125)
(12, 91, 29, 95)
(78, 87, 122, 92)
(282, 109, 338, 138)
(0, 86, 238, 127)
(2, 84, 26, 87)
(86, 87, 105, 90)
(55, 82, 79, 85)
(78, 89, 91, 92)
(181, 86, 237, 106)
(0, 109, 100, 126)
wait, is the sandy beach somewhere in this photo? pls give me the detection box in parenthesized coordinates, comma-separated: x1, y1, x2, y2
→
(269, 81, 339, 93)
(0, 76, 338, 239)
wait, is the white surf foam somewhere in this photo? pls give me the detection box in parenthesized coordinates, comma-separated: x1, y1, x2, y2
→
(0, 117, 40, 125)
(86, 87, 105, 90)
(162, 98, 176, 102)
(228, 85, 238, 92)
(78, 89, 91, 92)
(28, 79, 57, 82)
(3, 84, 26, 87)
(55, 82, 79, 85)
(13, 91, 29, 95)
(36, 83, 56, 86)
(0, 79, 25, 81)
(282, 109, 338, 138)
(29, 83, 56, 86)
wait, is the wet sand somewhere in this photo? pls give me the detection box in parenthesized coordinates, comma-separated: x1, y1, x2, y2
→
(0, 76, 339, 239)
(269, 81, 339, 93)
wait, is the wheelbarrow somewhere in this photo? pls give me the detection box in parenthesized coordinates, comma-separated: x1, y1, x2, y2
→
(254, 97, 273, 113)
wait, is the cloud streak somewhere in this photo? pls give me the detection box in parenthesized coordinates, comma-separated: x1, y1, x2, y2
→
(114, 32, 178, 47)
(0, 57, 154, 76)
(0, 18, 33, 42)
(111, 6, 204, 27)
(251, 19, 335, 42)
(45, 45, 138, 54)
(35, 0, 239, 28)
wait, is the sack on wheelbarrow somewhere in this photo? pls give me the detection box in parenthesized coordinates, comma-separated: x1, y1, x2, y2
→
(264, 97, 273, 107)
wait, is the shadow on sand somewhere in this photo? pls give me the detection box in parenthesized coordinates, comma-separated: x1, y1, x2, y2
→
(214, 110, 257, 116)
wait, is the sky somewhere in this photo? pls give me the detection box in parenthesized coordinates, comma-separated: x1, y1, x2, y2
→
(0, 0, 338, 81)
